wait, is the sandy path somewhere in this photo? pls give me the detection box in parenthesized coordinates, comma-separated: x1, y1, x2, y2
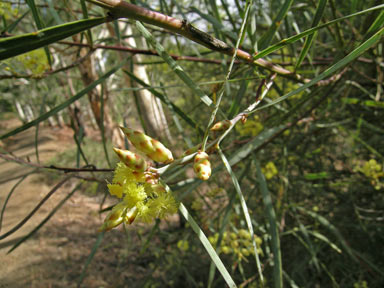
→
(0, 119, 109, 287)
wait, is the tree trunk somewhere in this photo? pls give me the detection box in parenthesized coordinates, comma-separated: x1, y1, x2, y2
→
(72, 34, 123, 147)
(108, 22, 171, 142)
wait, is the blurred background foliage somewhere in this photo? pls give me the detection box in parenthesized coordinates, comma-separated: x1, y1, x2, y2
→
(0, 0, 383, 287)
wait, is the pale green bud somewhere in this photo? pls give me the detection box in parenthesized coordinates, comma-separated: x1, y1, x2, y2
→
(120, 127, 174, 163)
(113, 148, 148, 172)
(210, 120, 231, 131)
(193, 151, 211, 181)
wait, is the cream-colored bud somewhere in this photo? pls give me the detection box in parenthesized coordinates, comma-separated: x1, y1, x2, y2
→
(193, 151, 211, 181)
(113, 148, 148, 172)
(120, 127, 174, 163)
(98, 204, 126, 232)
(210, 120, 231, 131)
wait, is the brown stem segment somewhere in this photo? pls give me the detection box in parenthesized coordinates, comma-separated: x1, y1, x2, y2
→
(87, 0, 306, 82)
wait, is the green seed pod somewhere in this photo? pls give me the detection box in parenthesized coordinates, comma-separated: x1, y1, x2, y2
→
(210, 120, 231, 131)
(120, 127, 174, 163)
(113, 148, 148, 172)
(193, 151, 211, 181)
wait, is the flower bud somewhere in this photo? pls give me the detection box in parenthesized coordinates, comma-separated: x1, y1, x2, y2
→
(124, 206, 138, 225)
(113, 148, 148, 172)
(98, 203, 126, 232)
(210, 120, 231, 131)
(144, 171, 159, 185)
(150, 183, 167, 195)
(120, 127, 174, 163)
(193, 151, 211, 181)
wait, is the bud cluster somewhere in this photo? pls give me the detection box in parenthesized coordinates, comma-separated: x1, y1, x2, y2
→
(100, 127, 178, 231)
(120, 127, 174, 164)
(262, 161, 278, 180)
(208, 229, 263, 261)
(355, 159, 384, 190)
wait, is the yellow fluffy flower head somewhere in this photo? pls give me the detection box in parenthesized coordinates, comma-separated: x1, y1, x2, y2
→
(100, 161, 178, 231)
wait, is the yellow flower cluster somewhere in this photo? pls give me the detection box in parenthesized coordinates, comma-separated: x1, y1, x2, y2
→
(355, 159, 384, 190)
(262, 161, 278, 180)
(100, 162, 178, 231)
(209, 229, 263, 261)
(236, 115, 264, 137)
(177, 239, 189, 252)
(15, 49, 49, 76)
(0, 2, 19, 20)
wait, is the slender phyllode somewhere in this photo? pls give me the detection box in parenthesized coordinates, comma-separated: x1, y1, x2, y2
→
(120, 127, 174, 164)
(193, 151, 211, 181)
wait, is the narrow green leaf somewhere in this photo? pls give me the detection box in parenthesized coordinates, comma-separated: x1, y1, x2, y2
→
(80, 0, 94, 45)
(178, 203, 237, 288)
(304, 172, 330, 180)
(227, 70, 252, 118)
(190, 7, 237, 42)
(219, 148, 264, 283)
(77, 231, 105, 287)
(0, 177, 71, 241)
(295, 0, 328, 69)
(295, 206, 357, 261)
(122, 69, 202, 133)
(258, 0, 294, 50)
(26, 0, 44, 29)
(229, 125, 286, 166)
(0, 17, 107, 61)
(0, 172, 34, 231)
(5, 10, 29, 33)
(201, 0, 253, 151)
(364, 10, 384, 40)
(255, 159, 282, 288)
(254, 27, 384, 111)
(159, 83, 193, 147)
(0, 59, 127, 140)
(35, 92, 47, 164)
(220, 0, 237, 32)
(135, 21, 213, 107)
(254, 4, 384, 60)
(8, 182, 82, 253)
(308, 231, 342, 254)
(207, 189, 237, 288)
(46, 0, 63, 24)
(26, 0, 52, 66)
(99, 84, 112, 168)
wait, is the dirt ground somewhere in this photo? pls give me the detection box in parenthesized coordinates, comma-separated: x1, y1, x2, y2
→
(0, 119, 150, 288)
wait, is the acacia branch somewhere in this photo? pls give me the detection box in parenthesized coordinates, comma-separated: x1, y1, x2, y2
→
(86, 0, 307, 83)
(58, 41, 236, 65)
(0, 153, 113, 173)
(0, 176, 71, 240)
